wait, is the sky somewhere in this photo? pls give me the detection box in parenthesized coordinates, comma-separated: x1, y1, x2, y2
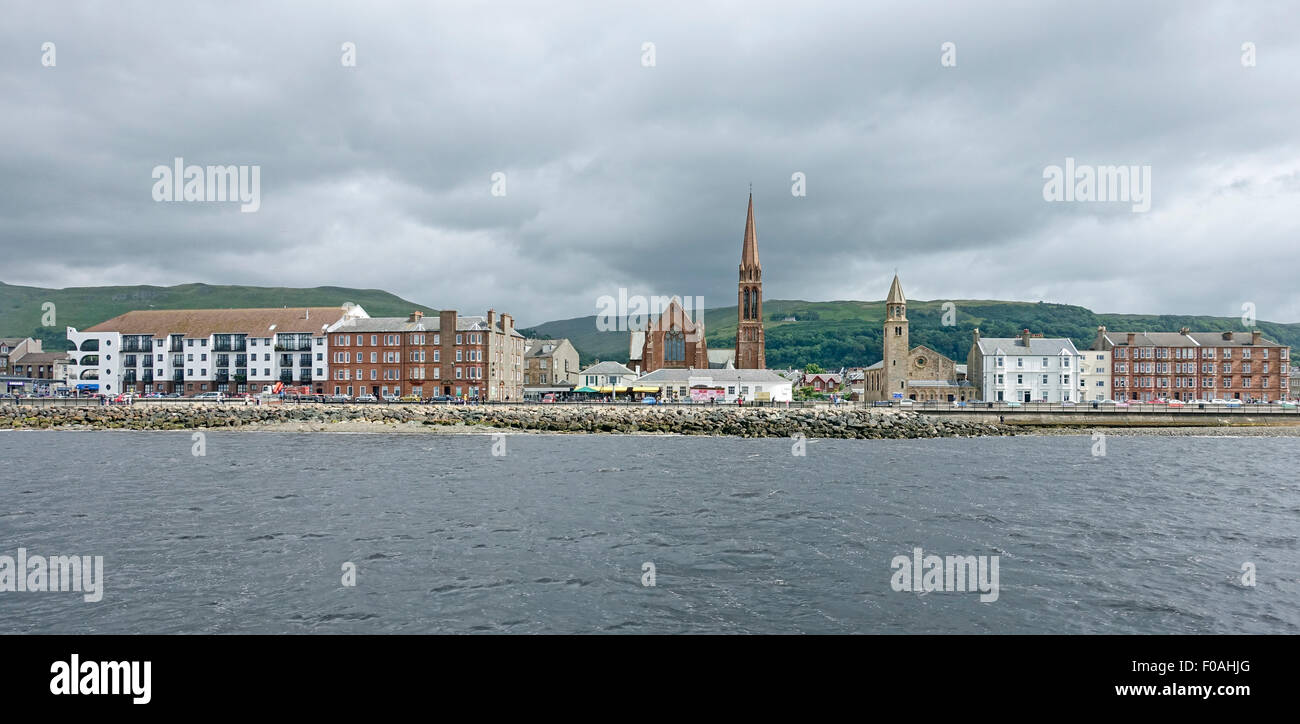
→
(2, 0, 1298, 327)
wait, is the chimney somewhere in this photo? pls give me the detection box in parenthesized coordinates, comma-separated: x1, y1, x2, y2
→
(1251, 330, 1262, 345)
(1127, 332, 1136, 346)
(409, 310, 423, 323)
(440, 310, 457, 342)
(1178, 327, 1189, 335)
(1222, 331, 1233, 341)
(502, 313, 513, 331)
(487, 309, 496, 329)
(972, 327, 980, 344)
(1021, 329, 1032, 348)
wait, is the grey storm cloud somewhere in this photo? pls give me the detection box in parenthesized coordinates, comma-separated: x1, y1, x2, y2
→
(2, 0, 1298, 326)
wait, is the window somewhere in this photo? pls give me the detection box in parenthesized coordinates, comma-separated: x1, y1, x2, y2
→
(456, 334, 463, 345)
(996, 357, 1004, 367)
(665, 329, 685, 362)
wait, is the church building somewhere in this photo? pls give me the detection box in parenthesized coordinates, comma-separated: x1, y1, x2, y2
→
(735, 193, 765, 369)
(861, 275, 973, 402)
(629, 194, 766, 373)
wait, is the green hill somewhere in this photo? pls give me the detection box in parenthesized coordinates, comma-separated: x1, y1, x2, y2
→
(0, 281, 436, 351)
(520, 299, 1300, 369)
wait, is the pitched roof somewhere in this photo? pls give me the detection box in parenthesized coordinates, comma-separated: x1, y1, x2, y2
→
(1100, 330, 1285, 348)
(886, 275, 906, 305)
(84, 306, 356, 338)
(740, 194, 759, 268)
(976, 337, 1080, 356)
(637, 368, 792, 384)
(579, 361, 637, 376)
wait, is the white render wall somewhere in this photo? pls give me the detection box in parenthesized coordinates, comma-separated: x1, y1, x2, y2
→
(977, 348, 1084, 402)
(1078, 350, 1112, 402)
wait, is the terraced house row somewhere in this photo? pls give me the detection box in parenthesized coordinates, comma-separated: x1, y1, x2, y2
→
(65, 304, 526, 400)
(1093, 327, 1290, 402)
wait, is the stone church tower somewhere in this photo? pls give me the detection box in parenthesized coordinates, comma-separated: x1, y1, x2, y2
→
(735, 194, 766, 369)
(881, 274, 909, 398)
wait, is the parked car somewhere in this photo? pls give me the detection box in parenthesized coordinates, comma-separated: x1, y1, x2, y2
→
(328, 394, 350, 403)
(541, 393, 557, 403)
(897, 399, 914, 407)
(642, 396, 657, 405)
(354, 394, 378, 403)
(381, 394, 401, 403)
(193, 392, 223, 401)
(399, 394, 421, 402)
(1280, 401, 1297, 409)
(950, 400, 966, 407)
(426, 395, 453, 403)
(1224, 399, 1243, 407)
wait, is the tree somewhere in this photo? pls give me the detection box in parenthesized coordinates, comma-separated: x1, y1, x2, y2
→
(804, 362, 824, 374)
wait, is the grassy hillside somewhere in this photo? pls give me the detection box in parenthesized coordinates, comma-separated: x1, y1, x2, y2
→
(0, 282, 436, 351)
(520, 299, 1300, 369)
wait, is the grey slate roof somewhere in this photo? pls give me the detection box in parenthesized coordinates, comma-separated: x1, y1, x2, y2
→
(635, 368, 792, 384)
(578, 361, 637, 376)
(976, 337, 1080, 356)
(1100, 330, 1284, 348)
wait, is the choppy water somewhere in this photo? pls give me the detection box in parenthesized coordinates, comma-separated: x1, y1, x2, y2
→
(1, 430, 1296, 634)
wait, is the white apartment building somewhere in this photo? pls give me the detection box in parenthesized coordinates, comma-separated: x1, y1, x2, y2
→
(1078, 349, 1112, 402)
(969, 329, 1083, 403)
(66, 304, 368, 396)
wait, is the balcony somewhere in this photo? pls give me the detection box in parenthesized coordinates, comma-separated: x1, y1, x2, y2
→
(172, 371, 185, 382)
(298, 355, 311, 367)
(279, 371, 294, 383)
(216, 370, 230, 383)
(214, 342, 247, 352)
(142, 372, 154, 383)
(121, 340, 151, 353)
(279, 355, 294, 367)
(123, 373, 137, 384)
(168, 340, 184, 352)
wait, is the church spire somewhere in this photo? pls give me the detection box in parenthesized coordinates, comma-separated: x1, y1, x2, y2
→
(886, 274, 906, 305)
(740, 193, 759, 269)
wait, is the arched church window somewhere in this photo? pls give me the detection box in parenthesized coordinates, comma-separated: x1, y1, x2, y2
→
(743, 289, 750, 320)
(665, 328, 685, 362)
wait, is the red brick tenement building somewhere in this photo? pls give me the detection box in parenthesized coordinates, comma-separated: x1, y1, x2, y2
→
(1093, 327, 1291, 402)
(328, 310, 524, 400)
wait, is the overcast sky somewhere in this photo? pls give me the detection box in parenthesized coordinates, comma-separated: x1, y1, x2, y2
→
(3, 1, 1298, 327)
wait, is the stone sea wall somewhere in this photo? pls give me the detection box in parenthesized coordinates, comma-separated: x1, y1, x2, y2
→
(0, 403, 1012, 439)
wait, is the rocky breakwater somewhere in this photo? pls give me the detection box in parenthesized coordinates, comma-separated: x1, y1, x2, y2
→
(0, 403, 1012, 439)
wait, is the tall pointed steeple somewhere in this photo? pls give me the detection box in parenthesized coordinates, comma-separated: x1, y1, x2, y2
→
(736, 193, 765, 368)
(885, 274, 905, 305)
(740, 193, 760, 269)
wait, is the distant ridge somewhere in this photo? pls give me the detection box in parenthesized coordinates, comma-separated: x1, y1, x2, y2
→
(518, 299, 1300, 369)
(0, 281, 437, 350)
